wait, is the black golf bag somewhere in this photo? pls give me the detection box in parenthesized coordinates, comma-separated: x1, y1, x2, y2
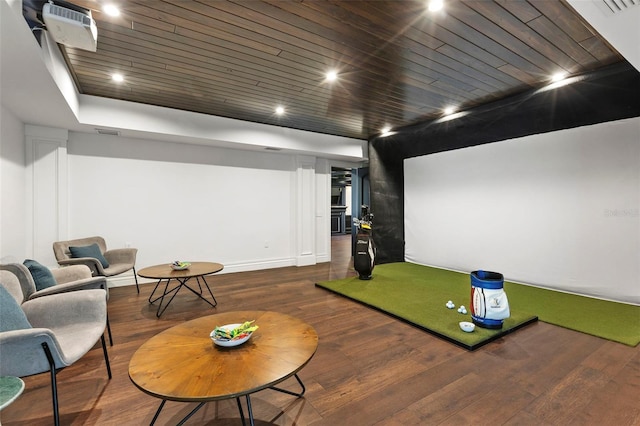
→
(353, 206, 375, 280)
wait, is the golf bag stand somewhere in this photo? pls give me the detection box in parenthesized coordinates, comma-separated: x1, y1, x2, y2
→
(353, 205, 375, 280)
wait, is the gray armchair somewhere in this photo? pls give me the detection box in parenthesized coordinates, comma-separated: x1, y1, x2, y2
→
(0, 268, 111, 426)
(52, 236, 139, 293)
(0, 263, 115, 345)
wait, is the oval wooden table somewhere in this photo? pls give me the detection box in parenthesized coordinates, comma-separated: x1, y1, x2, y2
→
(137, 262, 224, 317)
(129, 310, 318, 425)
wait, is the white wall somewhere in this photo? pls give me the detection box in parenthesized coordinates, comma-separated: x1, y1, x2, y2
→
(0, 105, 27, 262)
(66, 132, 298, 275)
(0, 121, 348, 287)
(405, 117, 640, 304)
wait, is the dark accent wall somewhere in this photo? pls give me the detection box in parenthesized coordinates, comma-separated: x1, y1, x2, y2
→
(369, 140, 405, 263)
(369, 61, 640, 264)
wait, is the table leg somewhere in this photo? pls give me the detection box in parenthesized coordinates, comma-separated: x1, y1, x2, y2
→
(199, 276, 218, 306)
(155, 279, 184, 317)
(148, 279, 163, 303)
(235, 374, 305, 426)
(149, 400, 166, 425)
(176, 402, 206, 426)
(236, 398, 246, 425)
(269, 373, 306, 397)
(236, 395, 255, 426)
(148, 275, 218, 317)
(246, 395, 255, 426)
(181, 276, 218, 307)
(150, 399, 206, 426)
(148, 279, 179, 304)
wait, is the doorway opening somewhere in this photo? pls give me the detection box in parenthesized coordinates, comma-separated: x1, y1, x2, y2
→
(331, 166, 370, 256)
(331, 167, 352, 236)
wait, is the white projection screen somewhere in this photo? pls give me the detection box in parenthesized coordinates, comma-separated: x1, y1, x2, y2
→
(404, 117, 639, 304)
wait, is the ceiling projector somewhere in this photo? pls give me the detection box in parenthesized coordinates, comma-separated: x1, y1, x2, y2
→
(42, 2, 97, 52)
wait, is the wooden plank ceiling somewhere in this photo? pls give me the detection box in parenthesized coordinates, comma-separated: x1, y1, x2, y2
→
(57, 0, 622, 140)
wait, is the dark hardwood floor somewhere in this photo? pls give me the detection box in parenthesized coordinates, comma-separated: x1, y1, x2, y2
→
(2, 235, 639, 425)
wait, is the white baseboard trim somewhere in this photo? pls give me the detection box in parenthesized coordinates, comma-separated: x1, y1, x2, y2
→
(221, 258, 297, 274)
(106, 258, 301, 288)
(106, 273, 140, 288)
(296, 255, 317, 267)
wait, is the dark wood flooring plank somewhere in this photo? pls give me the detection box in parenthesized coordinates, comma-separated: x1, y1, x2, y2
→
(2, 235, 639, 425)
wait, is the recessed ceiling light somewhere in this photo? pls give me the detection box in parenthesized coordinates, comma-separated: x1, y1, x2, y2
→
(551, 72, 567, 82)
(103, 4, 120, 17)
(379, 126, 396, 137)
(537, 75, 584, 94)
(326, 70, 338, 82)
(427, 0, 444, 12)
(111, 73, 124, 82)
(443, 106, 456, 115)
(275, 106, 285, 115)
(435, 110, 469, 123)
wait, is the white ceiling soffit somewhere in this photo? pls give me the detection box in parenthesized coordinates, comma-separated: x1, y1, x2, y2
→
(0, 0, 78, 129)
(567, 0, 640, 71)
(1, 0, 365, 161)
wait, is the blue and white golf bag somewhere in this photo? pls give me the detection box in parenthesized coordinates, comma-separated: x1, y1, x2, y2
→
(470, 270, 510, 329)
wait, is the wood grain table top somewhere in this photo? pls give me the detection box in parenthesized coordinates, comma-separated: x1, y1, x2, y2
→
(137, 262, 224, 280)
(128, 310, 318, 402)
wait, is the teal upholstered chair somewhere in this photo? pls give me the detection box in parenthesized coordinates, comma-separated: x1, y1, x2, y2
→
(52, 236, 139, 293)
(0, 267, 111, 426)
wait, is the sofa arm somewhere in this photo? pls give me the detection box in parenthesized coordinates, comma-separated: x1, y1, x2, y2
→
(22, 290, 107, 329)
(0, 328, 68, 375)
(51, 264, 92, 284)
(57, 257, 105, 276)
(29, 276, 108, 300)
(104, 248, 137, 265)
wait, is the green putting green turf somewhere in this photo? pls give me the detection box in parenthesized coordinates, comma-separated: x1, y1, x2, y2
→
(316, 262, 640, 349)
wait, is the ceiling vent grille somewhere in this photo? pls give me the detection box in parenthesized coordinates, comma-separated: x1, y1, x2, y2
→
(598, 0, 639, 15)
(95, 128, 120, 136)
(45, 3, 93, 26)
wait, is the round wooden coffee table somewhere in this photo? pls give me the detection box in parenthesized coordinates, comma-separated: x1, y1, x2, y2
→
(128, 310, 318, 425)
(137, 262, 223, 317)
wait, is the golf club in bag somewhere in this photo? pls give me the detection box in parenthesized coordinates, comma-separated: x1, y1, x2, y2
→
(353, 205, 375, 280)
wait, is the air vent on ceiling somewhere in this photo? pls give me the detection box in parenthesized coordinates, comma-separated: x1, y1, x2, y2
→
(598, 0, 639, 15)
(95, 128, 120, 136)
(264, 146, 282, 151)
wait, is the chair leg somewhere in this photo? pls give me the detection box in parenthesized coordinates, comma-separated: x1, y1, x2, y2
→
(133, 266, 140, 293)
(41, 338, 111, 426)
(106, 315, 114, 346)
(101, 334, 112, 379)
(101, 283, 113, 346)
(41, 342, 60, 426)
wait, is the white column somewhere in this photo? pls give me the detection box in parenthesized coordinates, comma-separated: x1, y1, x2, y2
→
(294, 155, 316, 266)
(25, 125, 68, 267)
(315, 158, 331, 263)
